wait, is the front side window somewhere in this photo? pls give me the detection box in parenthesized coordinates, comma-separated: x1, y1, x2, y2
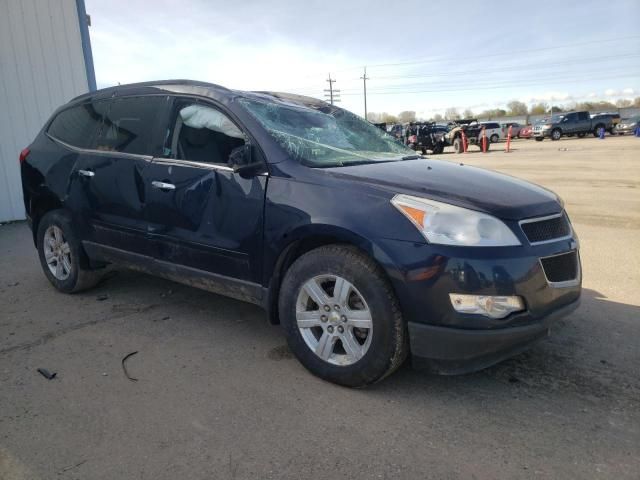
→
(239, 98, 414, 168)
(47, 101, 108, 149)
(95, 96, 165, 155)
(165, 101, 245, 165)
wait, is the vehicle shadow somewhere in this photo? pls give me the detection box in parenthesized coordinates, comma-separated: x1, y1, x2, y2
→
(375, 288, 640, 401)
(87, 267, 640, 403)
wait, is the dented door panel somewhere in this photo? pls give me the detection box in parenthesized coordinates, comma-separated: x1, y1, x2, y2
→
(67, 151, 152, 255)
(143, 159, 266, 282)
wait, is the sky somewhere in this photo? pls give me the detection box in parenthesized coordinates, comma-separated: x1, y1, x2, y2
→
(85, 0, 640, 119)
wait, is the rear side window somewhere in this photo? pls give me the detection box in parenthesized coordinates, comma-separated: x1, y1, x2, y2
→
(47, 101, 107, 149)
(95, 96, 165, 155)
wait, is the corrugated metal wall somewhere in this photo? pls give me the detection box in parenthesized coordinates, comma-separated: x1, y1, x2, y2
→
(0, 0, 91, 222)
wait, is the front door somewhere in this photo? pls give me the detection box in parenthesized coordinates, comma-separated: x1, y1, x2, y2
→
(142, 98, 267, 284)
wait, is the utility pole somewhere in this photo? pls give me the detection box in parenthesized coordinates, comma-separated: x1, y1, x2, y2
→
(324, 74, 340, 105)
(360, 67, 369, 120)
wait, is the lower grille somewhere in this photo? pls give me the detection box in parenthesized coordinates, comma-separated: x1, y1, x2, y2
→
(540, 251, 579, 284)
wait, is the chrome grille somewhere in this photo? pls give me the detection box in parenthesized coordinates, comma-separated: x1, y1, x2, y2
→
(520, 213, 571, 244)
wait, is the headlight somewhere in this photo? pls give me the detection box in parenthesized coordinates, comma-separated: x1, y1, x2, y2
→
(391, 194, 521, 247)
(542, 124, 552, 129)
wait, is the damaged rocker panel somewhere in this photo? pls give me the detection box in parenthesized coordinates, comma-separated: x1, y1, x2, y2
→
(82, 241, 264, 305)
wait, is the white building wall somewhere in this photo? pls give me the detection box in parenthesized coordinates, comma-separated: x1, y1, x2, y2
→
(0, 0, 91, 222)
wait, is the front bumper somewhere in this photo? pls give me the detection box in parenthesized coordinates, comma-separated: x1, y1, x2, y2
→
(408, 298, 579, 374)
(616, 126, 636, 135)
(374, 233, 581, 374)
(533, 128, 551, 138)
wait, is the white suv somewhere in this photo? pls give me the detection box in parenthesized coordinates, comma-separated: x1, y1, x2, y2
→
(479, 122, 502, 143)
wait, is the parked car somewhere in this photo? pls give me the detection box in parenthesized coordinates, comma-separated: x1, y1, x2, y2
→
(404, 122, 447, 154)
(442, 119, 490, 153)
(501, 122, 523, 138)
(20, 80, 581, 387)
(518, 124, 533, 139)
(480, 122, 502, 143)
(615, 115, 640, 135)
(532, 111, 614, 141)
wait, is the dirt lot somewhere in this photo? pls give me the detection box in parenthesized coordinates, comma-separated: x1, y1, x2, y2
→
(1, 135, 639, 479)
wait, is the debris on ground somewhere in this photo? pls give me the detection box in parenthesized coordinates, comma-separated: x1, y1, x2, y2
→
(37, 368, 57, 380)
(96, 294, 109, 301)
(121, 351, 139, 382)
(59, 460, 86, 473)
(508, 376, 520, 384)
(7, 281, 19, 287)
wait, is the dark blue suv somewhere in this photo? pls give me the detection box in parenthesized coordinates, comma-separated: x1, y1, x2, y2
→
(20, 80, 581, 386)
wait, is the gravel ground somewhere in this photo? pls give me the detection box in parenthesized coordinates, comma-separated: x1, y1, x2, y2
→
(1, 135, 639, 479)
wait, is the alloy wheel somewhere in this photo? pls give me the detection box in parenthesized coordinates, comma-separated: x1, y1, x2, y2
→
(43, 225, 72, 280)
(296, 275, 373, 366)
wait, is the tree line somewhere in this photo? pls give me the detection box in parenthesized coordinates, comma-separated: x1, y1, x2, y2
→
(367, 97, 640, 123)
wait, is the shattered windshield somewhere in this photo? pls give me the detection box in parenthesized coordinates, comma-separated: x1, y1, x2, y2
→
(238, 98, 414, 167)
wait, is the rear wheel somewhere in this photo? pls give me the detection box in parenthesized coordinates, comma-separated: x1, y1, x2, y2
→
(37, 210, 101, 293)
(593, 124, 605, 137)
(577, 132, 586, 138)
(278, 245, 407, 387)
(490, 133, 499, 143)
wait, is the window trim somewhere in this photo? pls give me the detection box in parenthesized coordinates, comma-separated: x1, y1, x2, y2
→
(45, 132, 153, 162)
(46, 92, 269, 175)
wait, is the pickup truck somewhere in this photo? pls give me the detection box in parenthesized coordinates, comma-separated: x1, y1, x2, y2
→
(533, 111, 614, 141)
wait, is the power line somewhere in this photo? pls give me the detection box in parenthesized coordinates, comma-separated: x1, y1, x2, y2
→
(335, 67, 639, 93)
(335, 72, 640, 96)
(355, 35, 640, 70)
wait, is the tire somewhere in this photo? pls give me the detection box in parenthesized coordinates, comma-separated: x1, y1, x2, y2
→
(278, 245, 408, 387)
(490, 134, 499, 143)
(593, 124, 605, 137)
(551, 129, 562, 141)
(453, 137, 463, 154)
(431, 142, 444, 154)
(577, 132, 586, 138)
(535, 137, 544, 142)
(37, 210, 101, 293)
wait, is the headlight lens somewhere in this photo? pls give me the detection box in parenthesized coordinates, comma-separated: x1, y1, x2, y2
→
(391, 194, 521, 246)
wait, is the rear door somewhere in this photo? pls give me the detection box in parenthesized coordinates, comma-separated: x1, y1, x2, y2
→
(578, 112, 592, 132)
(142, 97, 267, 284)
(68, 95, 168, 255)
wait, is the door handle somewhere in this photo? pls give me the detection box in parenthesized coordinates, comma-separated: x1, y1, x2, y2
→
(151, 180, 176, 191)
(78, 169, 95, 177)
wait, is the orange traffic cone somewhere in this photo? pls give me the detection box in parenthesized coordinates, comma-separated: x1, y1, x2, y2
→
(482, 127, 488, 153)
(505, 125, 512, 153)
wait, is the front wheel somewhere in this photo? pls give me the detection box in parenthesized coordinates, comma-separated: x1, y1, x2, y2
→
(535, 137, 544, 142)
(278, 245, 408, 387)
(452, 137, 464, 153)
(551, 129, 562, 141)
(37, 210, 101, 293)
(577, 132, 586, 138)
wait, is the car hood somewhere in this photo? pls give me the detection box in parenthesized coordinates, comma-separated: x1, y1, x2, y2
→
(324, 159, 561, 220)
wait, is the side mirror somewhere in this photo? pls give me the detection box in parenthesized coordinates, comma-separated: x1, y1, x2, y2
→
(228, 142, 261, 174)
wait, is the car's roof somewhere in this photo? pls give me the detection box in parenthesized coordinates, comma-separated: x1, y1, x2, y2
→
(69, 79, 327, 110)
